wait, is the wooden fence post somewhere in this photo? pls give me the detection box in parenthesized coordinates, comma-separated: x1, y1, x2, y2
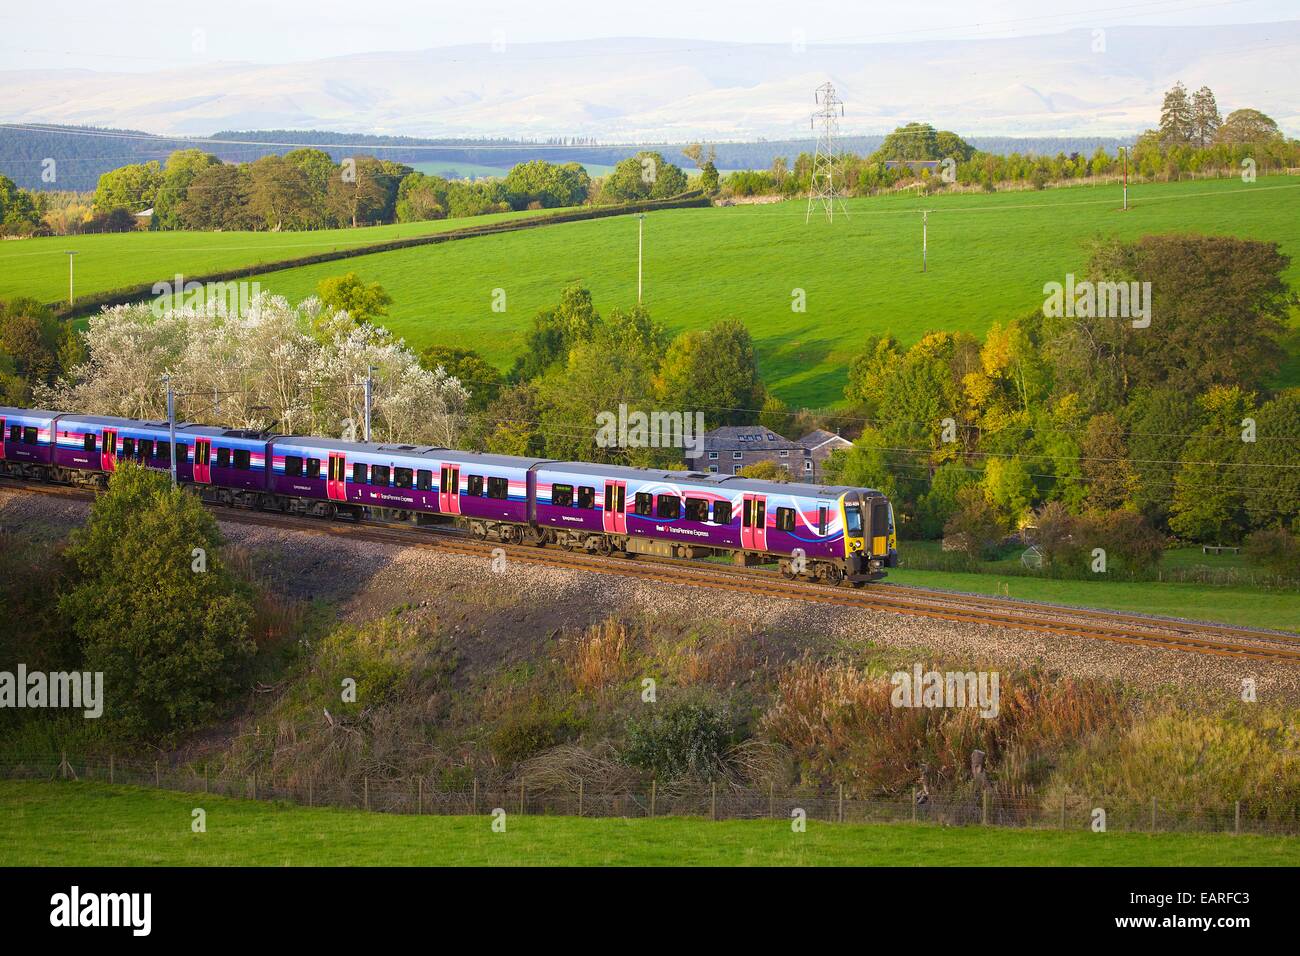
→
(911, 787, 917, 823)
(650, 779, 657, 818)
(1151, 796, 1157, 831)
(472, 778, 478, 815)
(519, 780, 525, 816)
(154, 760, 160, 788)
(109, 754, 114, 785)
(418, 777, 423, 815)
(768, 782, 774, 819)
(1060, 791, 1067, 829)
(307, 776, 313, 807)
(577, 779, 583, 818)
(203, 765, 208, 793)
(710, 782, 717, 821)
(982, 790, 990, 826)
(1235, 800, 1241, 835)
(363, 776, 369, 811)
(838, 783, 844, 824)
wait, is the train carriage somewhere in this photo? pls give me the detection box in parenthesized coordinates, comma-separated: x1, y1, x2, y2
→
(0, 406, 60, 477)
(52, 414, 186, 482)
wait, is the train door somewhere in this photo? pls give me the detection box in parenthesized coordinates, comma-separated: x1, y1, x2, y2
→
(602, 480, 627, 533)
(0, 416, 6, 460)
(439, 464, 461, 514)
(193, 438, 212, 484)
(741, 494, 767, 551)
(100, 428, 117, 472)
(327, 453, 347, 501)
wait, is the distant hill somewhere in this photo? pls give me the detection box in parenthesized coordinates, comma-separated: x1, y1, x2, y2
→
(1, 22, 1297, 144)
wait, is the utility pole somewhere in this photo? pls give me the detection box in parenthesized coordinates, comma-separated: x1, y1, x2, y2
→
(65, 251, 78, 306)
(1121, 146, 1129, 211)
(363, 366, 375, 442)
(636, 213, 646, 304)
(164, 374, 177, 486)
(922, 210, 929, 272)
(806, 81, 848, 223)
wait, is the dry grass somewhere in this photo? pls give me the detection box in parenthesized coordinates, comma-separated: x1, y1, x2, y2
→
(562, 619, 635, 695)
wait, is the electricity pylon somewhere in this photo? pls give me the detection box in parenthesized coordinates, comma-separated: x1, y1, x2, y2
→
(806, 81, 849, 223)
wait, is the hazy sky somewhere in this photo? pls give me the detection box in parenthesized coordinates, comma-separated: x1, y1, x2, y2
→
(3, 0, 1298, 71)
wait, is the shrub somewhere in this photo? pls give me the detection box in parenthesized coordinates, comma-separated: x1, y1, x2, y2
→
(489, 704, 583, 766)
(624, 696, 739, 780)
(1244, 527, 1300, 579)
(943, 486, 1005, 558)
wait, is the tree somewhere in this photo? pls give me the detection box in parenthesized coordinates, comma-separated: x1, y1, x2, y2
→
(395, 172, 449, 222)
(1215, 108, 1284, 145)
(152, 150, 221, 230)
(247, 154, 314, 231)
(655, 319, 765, 429)
(92, 161, 163, 213)
(178, 164, 254, 230)
(419, 345, 502, 411)
(943, 485, 1005, 558)
(1080, 412, 1134, 511)
(602, 152, 688, 202)
(58, 465, 256, 738)
(511, 284, 602, 381)
(326, 156, 394, 227)
(1240, 391, 1300, 534)
(1168, 386, 1254, 543)
(0, 174, 42, 234)
(1190, 86, 1222, 148)
(284, 148, 337, 227)
(0, 297, 65, 400)
(316, 273, 392, 325)
(699, 161, 720, 196)
(502, 160, 590, 209)
(1158, 82, 1194, 146)
(736, 460, 792, 482)
(758, 396, 794, 436)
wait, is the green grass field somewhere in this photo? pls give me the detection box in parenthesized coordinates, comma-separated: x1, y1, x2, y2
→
(0, 205, 563, 306)
(1, 781, 1293, 866)
(890, 563, 1300, 633)
(240, 176, 1300, 406)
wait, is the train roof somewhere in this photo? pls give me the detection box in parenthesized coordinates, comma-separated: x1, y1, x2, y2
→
(1, 405, 63, 421)
(540, 461, 882, 499)
(272, 435, 551, 470)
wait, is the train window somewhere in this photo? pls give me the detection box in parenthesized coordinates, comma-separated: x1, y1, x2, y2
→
(139, 439, 154, 460)
(775, 507, 796, 532)
(353, 462, 368, 484)
(656, 494, 680, 520)
(551, 483, 574, 507)
(8, 425, 19, 443)
(872, 499, 890, 535)
(416, 469, 432, 491)
(684, 497, 708, 522)
(845, 504, 862, 535)
(467, 474, 484, 497)
(712, 500, 732, 524)
(234, 449, 251, 470)
(122, 437, 135, 458)
(634, 492, 653, 516)
(217, 447, 231, 468)
(487, 476, 509, 499)
(23, 426, 37, 444)
(576, 486, 595, 509)
(307, 458, 320, 479)
(818, 506, 828, 536)
(285, 456, 303, 477)
(175, 443, 188, 464)
(395, 467, 413, 489)
(83, 433, 97, 452)
(371, 465, 391, 486)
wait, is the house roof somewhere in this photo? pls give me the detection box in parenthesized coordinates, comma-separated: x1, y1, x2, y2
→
(800, 429, 852, 451)
(701, 425, 804, 452)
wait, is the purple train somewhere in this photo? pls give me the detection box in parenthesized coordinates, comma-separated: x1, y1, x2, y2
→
(1, 405, 898, 584)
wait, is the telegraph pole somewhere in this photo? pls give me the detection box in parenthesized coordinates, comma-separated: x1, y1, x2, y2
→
(164, 373, 177, 486)
(922, 210, 929, 272)
(65, 251, 78, 306)
(637, 213, 646, 304)
(363, 366, 375, 442)
(806, 81, 848, 223)
(1121, 146, 1129, 211)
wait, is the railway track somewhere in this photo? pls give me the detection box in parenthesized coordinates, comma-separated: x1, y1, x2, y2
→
(5, 478, 1298, 665)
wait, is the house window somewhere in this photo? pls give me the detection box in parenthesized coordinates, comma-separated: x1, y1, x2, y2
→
(733, 466, 741, 475)
(708, 451, 718, 460)
(712, 500, 732, 524)
(804, 460, 813, 471)
(353, 463, 368, 484)
(83, 433, 96, 453)
(656, 494, 680, 520)
(779, 450, 789, 457)
(467, 474, 484, 497)
(551, 483, 574, 507)
(487, 476, 509, 499)
(417, 469, 432, 491)
(576, 486, 595, 509)
(234, 449, 251, 470)
(775, 507, 796, 532)
(732, 451, 743, 460)
(395, 467, 414, 489)
(286, 456, 303, 477)
(684, 497, 708, 522)
(708, 465, 718, 473)
(634, 492, 654, 516)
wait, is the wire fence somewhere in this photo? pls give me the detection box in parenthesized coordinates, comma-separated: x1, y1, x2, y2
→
(5, 753, 1298, 837)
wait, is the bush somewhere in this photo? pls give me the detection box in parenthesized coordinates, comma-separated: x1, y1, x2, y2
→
(1244, 527, 1300, 579)
(942, 486, 1005, 559)
(1077, 509, 1165, 573)
(624, 696, 739, 780)
(58, 465, 256, 739)
(489, 704, 583, 765)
